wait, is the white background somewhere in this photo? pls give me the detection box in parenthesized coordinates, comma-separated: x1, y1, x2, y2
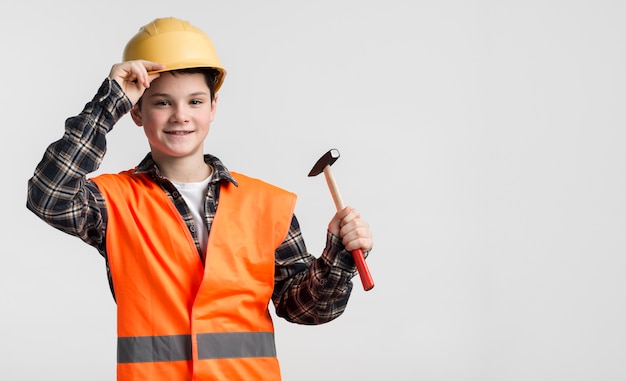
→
(2, 1, 626, 380)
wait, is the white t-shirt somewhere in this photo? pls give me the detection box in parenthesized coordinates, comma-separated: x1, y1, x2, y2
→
(172, 174, 212, 258)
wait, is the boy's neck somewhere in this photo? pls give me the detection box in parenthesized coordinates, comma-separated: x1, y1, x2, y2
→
(153, 155, 213, 183)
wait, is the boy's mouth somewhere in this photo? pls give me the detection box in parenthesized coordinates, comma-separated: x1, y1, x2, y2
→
(165, 131, 193, 135)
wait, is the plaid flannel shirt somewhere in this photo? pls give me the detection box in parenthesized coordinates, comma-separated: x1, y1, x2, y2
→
(27, 77, 360, 325)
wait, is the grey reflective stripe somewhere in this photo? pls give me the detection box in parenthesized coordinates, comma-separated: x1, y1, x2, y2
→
(197, 331, 276, 359)
(118, 334, 191, 363)
(118, 332, 276, 363)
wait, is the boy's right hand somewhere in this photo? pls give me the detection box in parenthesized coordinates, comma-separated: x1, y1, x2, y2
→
(108, 60, 165, 105)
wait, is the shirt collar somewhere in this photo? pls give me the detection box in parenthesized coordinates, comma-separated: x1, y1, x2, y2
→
(133, 152, 238, 187)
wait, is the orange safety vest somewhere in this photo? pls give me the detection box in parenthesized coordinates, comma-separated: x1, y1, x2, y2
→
(92, 170, 297, 381)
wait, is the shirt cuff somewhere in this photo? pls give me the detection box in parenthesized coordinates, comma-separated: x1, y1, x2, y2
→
(94, 78, 133, 124)
(319, 231, 361, 275)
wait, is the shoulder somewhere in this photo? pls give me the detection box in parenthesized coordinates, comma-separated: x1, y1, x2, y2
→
(230, 172, 294, 195)
(91, 168, 154, 190)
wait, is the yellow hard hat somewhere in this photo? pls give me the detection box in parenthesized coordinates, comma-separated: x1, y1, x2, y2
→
(123, 17, 226, 92)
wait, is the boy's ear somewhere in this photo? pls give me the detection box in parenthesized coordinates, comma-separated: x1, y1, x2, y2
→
(130, 104, 143, 126)
(209, 94, 218, 121)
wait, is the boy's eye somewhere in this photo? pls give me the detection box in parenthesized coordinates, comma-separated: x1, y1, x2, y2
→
(155, 100, 170, 106)
(190, 99, 202, 105)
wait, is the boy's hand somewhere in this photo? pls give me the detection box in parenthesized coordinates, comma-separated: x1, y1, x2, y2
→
(109, 60, 165, 105)
(328, 206, 373, 253)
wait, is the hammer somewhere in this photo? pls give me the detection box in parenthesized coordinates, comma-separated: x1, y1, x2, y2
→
(308, 149, 375, 291)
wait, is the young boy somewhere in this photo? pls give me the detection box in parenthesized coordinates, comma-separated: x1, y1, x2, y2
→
(26, 17, 373, 381)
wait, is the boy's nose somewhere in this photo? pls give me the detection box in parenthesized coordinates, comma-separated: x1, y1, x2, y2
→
(170, 106, 190, 123)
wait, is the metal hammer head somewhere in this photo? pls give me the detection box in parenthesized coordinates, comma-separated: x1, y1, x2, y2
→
(308, 149, 340, 177)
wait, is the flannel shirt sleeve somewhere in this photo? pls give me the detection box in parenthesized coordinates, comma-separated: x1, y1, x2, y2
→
(26, 78, 132, 252)
(272, 214, 364, 325)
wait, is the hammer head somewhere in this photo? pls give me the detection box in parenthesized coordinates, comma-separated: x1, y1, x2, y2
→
(308, 149, 340, 177)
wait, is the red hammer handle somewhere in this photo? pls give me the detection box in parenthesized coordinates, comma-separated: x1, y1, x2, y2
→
(323, 166, 375, 291)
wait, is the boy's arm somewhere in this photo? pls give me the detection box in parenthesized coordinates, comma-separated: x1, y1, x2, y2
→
(26, 78, 131, 249)
(272, 215, 369, 325)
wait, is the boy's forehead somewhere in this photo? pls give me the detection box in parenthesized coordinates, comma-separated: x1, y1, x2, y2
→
(146, 72, 211, 94)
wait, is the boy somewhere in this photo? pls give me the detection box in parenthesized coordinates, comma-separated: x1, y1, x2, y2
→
(26, 17, 373, 381)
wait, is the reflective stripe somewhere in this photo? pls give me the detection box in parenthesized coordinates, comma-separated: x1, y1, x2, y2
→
(118, 332, 276, 363)
(197, 332, 276, 359)
(118, 334, 191, 363)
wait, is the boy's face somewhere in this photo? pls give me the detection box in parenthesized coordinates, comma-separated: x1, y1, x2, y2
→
(131, 72, 217, 162)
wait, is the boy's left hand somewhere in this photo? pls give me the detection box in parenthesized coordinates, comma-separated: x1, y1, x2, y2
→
(328, 206, 373, 253)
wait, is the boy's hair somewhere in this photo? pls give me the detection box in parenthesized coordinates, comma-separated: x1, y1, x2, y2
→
(173, 67, 221, 102)
(136, 67, 221, 108)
